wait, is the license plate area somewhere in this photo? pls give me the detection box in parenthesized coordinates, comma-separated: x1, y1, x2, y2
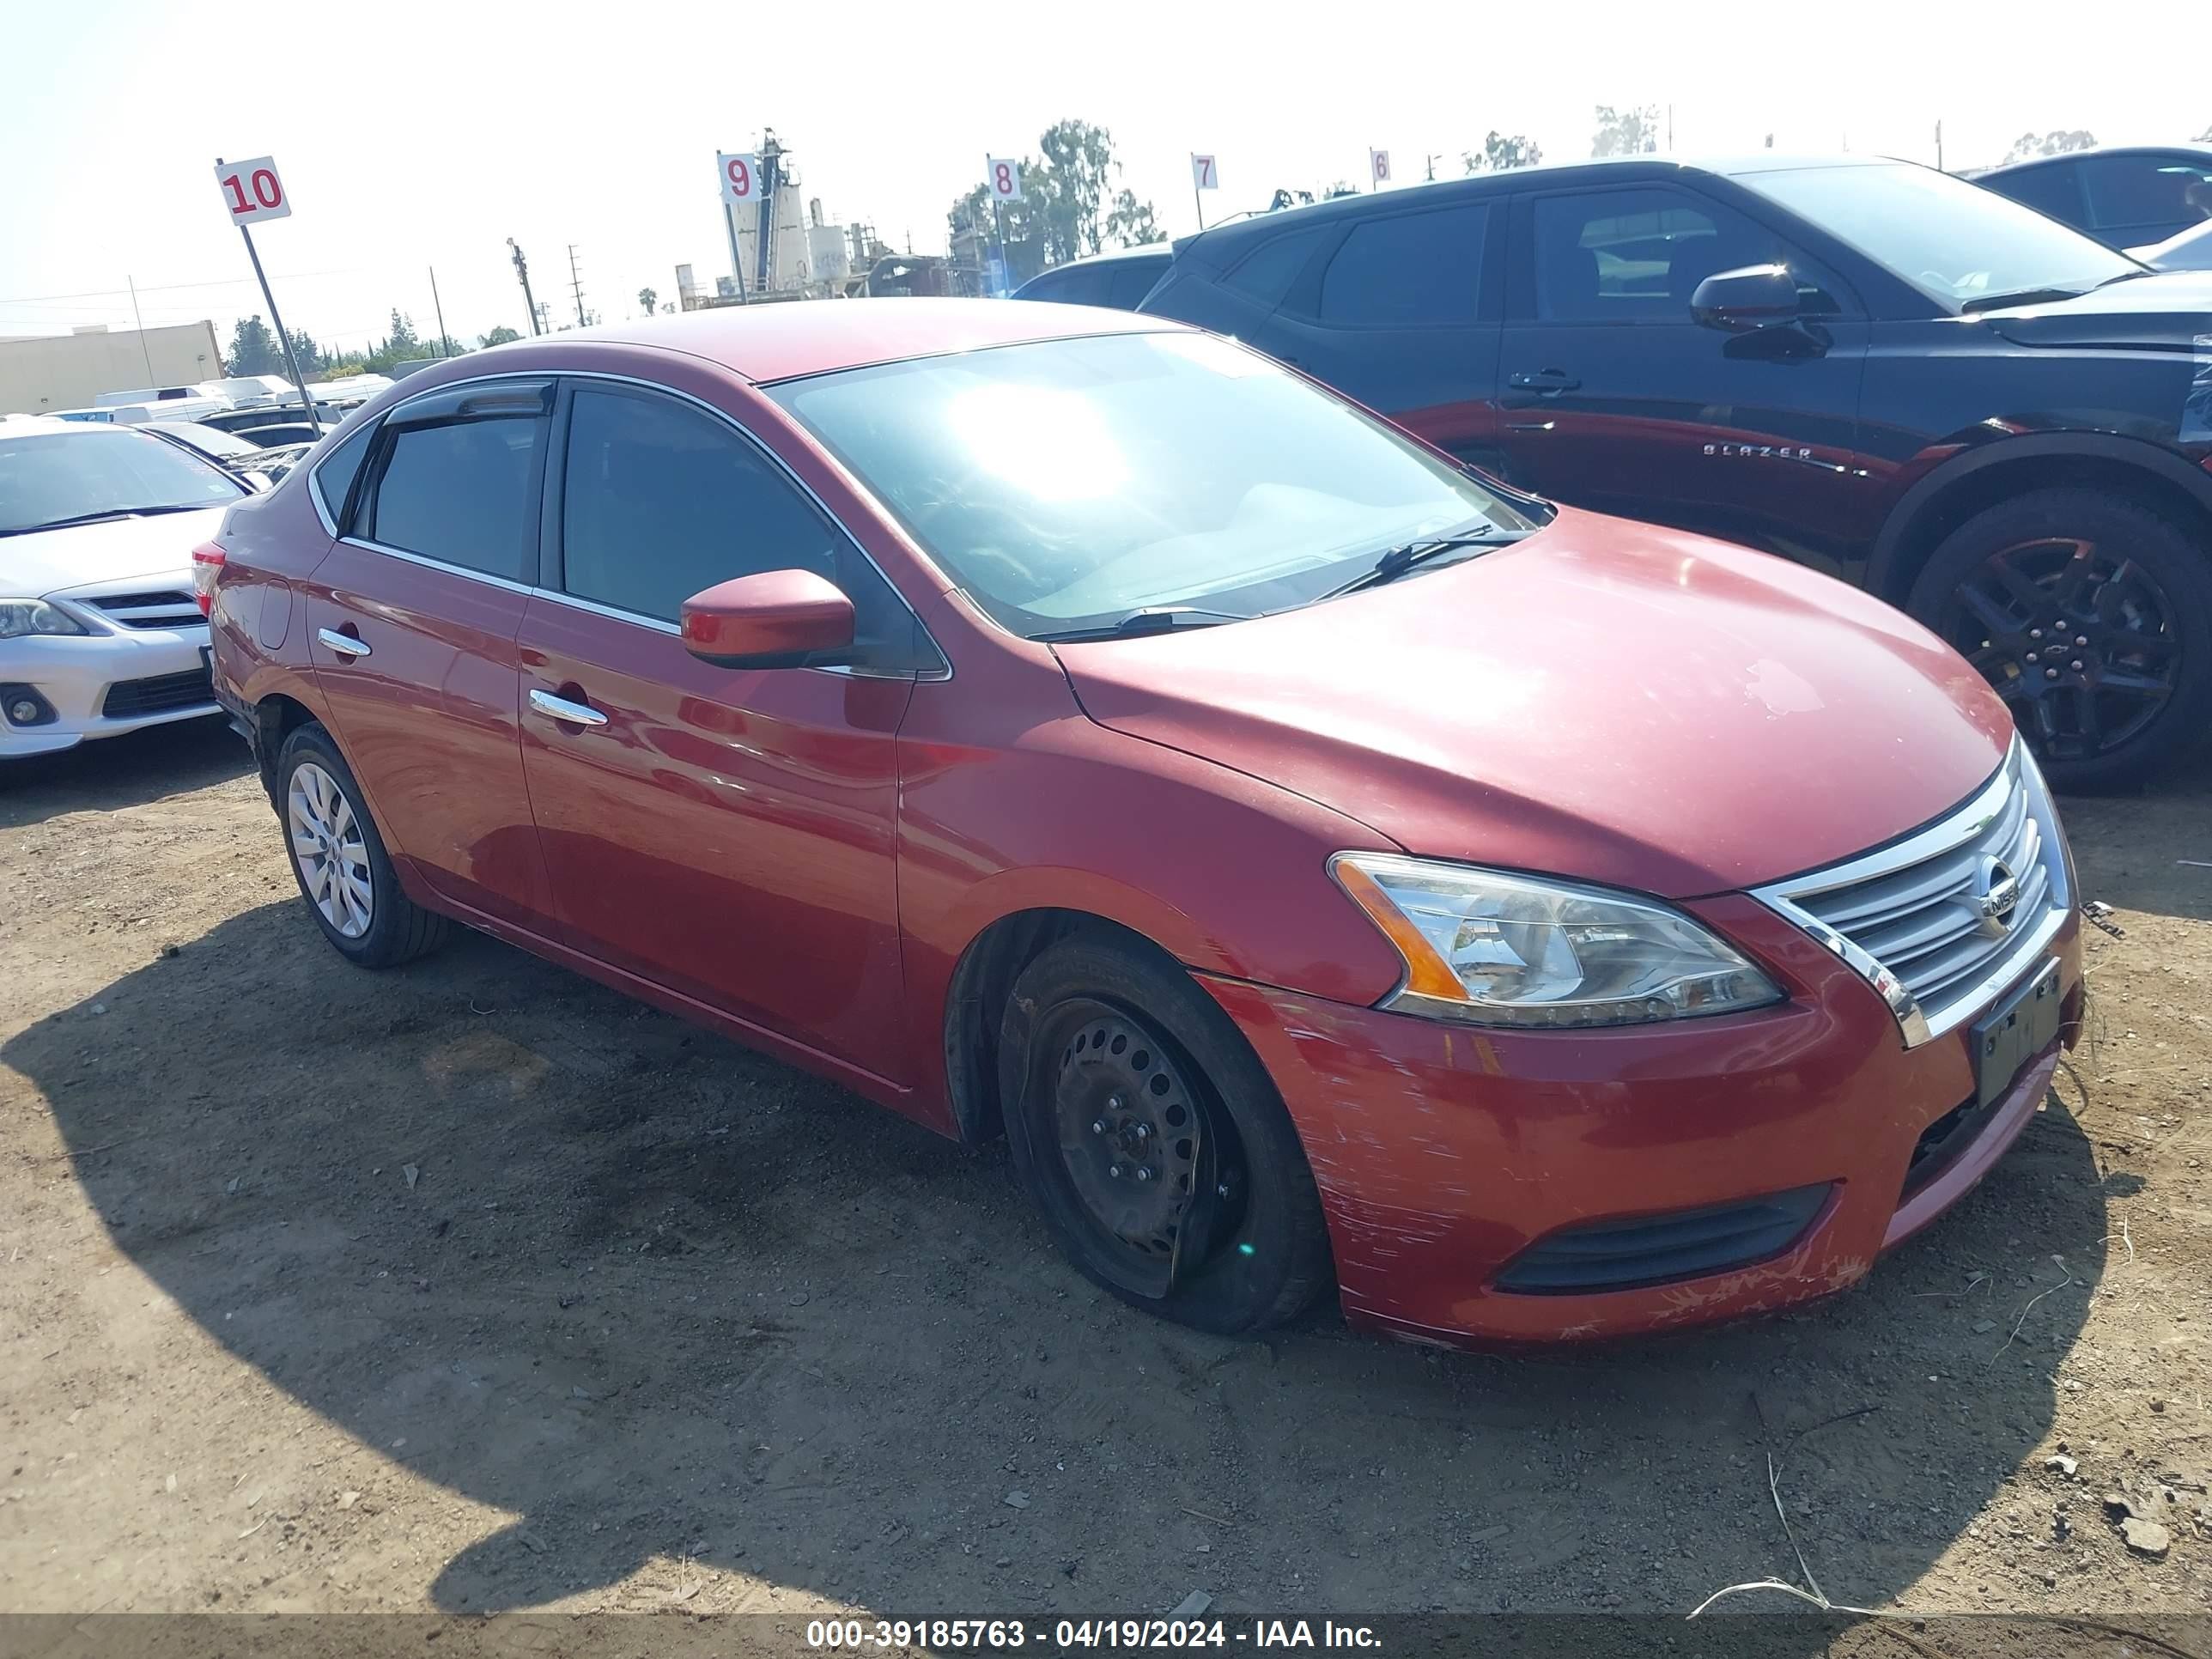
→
(1971, 958, 2061, 1109)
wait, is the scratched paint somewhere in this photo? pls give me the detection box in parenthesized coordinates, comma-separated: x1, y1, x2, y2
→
(2185, 335, 2212, 443)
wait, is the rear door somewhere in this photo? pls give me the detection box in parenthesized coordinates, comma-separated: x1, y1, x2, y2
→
(303, 378, 552, 928)
(1496, 181, 1878, 562)
(1253, 199, 1507, 473)
(515, 378, 927, 1081)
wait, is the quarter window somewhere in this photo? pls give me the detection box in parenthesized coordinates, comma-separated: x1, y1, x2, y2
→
(313, 417, 377, 529)
(362, 413, 543, 581)
(1221, 228, 1324, 306)
(1533, 188, 1782, 322)
(1317, 205, 1487, 325)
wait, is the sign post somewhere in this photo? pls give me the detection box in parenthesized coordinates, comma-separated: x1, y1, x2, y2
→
(719, 153, 760, 304)
(986, 157, 1023, 295)
(1190, 153, 1218, 231)
(1369, 148, 1392, 189)
(213, 155, 320, 434)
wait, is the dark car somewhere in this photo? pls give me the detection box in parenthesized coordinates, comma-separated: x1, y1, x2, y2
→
(1012, 245, 1172, 310)
(1973, 145, 2212, 250)
(1140, 154, 2212, 789)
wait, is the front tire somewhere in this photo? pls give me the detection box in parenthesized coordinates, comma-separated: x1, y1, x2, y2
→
(1906, 488, 2212, 793)
(275, 723, 447, 968)
(999, 935, 1332, 1334)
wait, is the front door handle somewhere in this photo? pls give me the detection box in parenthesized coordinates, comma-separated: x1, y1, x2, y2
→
(1507, 368, 1580, 392)
(316, 627, 370, 659)
(529, 688, 608, 728)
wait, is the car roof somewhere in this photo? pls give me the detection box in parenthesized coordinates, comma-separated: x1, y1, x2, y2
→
(1, 414, 133, 435)
(1978, 143, 2212, 177)
(469, 296, 1183, 383)
(1035, 244, 1175, 269)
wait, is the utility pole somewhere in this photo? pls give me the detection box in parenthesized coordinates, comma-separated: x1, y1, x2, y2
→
(1936, 118, 1945, 171)
(428, 265, 451, 356)
(509, 239, 541, 335)
(1668, 105, 1675, 151)
(126, 276, 155, 382)
(567, 244, 587, 329)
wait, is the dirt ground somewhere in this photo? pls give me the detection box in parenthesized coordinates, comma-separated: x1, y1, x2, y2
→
(2, 717, 2209, 1632)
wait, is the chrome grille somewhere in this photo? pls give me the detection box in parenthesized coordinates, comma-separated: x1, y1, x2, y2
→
(1753, 743, 2072, 1048)
(88, 590, 204, 630)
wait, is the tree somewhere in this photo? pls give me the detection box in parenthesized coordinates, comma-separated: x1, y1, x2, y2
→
(478, 325, 523, 349)
(1105, 189, 1164, 245)
(1591, 105, 1660, 157)
(2003, 130, 2097, 162)
(945, 118, 1166, 279)
(1465, 131, 1543, 173)
(1322, 179, 1361, 199)
(283, 328, 325, 376)
(224, 315, 279, 375)
(636, 287, 658, 316)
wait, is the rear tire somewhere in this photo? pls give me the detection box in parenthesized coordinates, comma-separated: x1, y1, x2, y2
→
(275, 723, 447, 968)
(1905, 488, 2212, 793)
(999, 934, 1332, 1334)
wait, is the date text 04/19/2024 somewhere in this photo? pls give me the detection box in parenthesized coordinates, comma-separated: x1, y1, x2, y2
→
(804, 1619, 1383, 1649)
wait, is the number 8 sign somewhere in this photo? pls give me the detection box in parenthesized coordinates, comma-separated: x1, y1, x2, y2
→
(986, 157, 1024, 204)
(718, 152, 761, 205)
(214, 156, 290, 225)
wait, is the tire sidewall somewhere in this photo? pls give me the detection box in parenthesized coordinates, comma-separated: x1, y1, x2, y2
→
(1000, 937, 1332, 1335)
(275, 725, 410, 965)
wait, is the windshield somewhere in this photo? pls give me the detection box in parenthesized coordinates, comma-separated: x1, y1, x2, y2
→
(768, 331, 1539, 638)
(0, 427, 243, 536)
(1736, 161, 2139, 307)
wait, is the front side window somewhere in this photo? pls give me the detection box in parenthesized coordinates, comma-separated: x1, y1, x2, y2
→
(767, 331, 1539, 641)
(0, 427, 243, 538)
(364, 414, 542, 581)
(1534, 189, 1781, 322)
(558, 386, 907, 641)
(1317, 204, 1487, 326)
(2084, 155, 2212, 232)
(1989, 163, 2089, 227)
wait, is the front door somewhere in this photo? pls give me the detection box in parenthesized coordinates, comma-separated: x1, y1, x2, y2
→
(516, 380, 926, 1082)
(303, 379, 553, 928)
(1496, 183, 1881, 565)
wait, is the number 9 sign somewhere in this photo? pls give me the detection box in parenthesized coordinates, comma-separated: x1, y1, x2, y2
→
(986, 157, 1024, 204)
(214, 156, 290, 225)
(719, 152, 761, 205)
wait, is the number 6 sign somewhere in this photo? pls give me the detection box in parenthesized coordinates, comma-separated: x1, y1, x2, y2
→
(986, 157, 1024, 204)
(1369, 148, 1392, 186)
(214, 156, 290, 225)
(718, 152, 761, 205)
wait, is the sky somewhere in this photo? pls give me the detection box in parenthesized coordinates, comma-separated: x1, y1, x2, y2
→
(0, 0, 2203, 362)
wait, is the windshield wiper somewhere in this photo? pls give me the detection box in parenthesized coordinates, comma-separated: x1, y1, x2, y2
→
(1034, 605, 1248, 643)
(1959, 286, 2087, 314)
(1318, 532, 1522, 601)
(0, 502, 218, 538)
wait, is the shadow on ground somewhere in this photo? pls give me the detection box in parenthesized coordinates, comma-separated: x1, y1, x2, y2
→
(2057, 755, 2212, 924)
(5, 901, 2106, 1619)
(0, 716, 249, 830)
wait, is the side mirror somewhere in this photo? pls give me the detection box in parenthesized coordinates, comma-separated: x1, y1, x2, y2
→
(680, 568, 854, 670)
(1690, 264, 1801, 332)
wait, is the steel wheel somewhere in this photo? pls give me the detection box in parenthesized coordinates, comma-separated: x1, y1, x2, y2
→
(1042, 999, 1246, 1295)
(287, 760, 373, 939)
(1937, 535, 2179, 763)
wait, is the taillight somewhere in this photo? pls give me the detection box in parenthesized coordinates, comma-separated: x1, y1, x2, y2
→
(190, 542, 226, 617)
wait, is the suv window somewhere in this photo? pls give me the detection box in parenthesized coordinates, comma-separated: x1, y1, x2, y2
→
(1024, 264, 1112, 307)
(1317, 204, 1487, 325)
(1105, 257, 1165, 309)
(1221, 228, 1324, 306)
(1533, 188, 1780, 323)
(362, 413, 542, 580)
(559, 385, 908, 646)
(1990, 163, 2089, 228)
(2084, 155, 2212, 232)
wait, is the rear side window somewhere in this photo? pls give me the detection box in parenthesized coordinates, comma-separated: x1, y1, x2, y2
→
(1317, 204, 1487, 326)
(1533, 188, 1780, 323)
(312, 418, 376, 528)
(363, 414, 542, 581)
(1221, 228, 1324, 306)
(2083, 155, 2212, 231)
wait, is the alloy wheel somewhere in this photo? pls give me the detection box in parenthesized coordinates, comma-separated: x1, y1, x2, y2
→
(1938, 536, 2179, 763)
(287, 761, 374, 939)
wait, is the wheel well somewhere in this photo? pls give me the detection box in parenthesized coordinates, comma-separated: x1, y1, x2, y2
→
(251, 694, 319, 805)
(942, 909, 1184, 1144)
(1880, 454, 2212, 608)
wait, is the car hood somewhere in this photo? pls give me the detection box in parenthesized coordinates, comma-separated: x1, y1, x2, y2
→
(3, 507, 228, 599)
(1980, 269, 2212, 349)
(1054, 510, 2014, 899)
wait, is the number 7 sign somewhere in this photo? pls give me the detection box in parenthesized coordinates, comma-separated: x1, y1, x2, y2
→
(214, 156, 290, 225)
(1191, 154, 1218, 191)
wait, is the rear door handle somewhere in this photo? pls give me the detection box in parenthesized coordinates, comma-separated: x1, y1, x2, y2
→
(316, 627, 370, 659)
(529, 688, 608, 728)
(1507, 368, 1580, 392)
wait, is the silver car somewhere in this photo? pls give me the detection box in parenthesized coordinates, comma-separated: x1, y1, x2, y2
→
(1, 416, 248, 759)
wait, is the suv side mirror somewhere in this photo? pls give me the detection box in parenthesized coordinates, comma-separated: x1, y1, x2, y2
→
(1690, 264, 1801, 331)
(681, 569, 855, 670)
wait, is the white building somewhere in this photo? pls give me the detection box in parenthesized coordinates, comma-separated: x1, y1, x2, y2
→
(0, 323, 223, 416)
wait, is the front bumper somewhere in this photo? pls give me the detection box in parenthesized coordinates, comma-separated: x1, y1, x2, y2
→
(0, 624, 217, 758)
(1201, 893, 2084, 1347)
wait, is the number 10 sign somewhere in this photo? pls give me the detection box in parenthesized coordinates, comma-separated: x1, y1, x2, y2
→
(214, 156, 290, 225)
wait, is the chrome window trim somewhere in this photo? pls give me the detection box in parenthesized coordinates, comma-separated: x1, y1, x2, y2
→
(1750, 738, 2072, 1049)
(322, 366, 949, 682)
(337, 536, 534, 596)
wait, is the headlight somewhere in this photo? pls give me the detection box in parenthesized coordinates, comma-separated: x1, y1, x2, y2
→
(1332, 853, 1784, 1028)
(0, 599, 91, 640)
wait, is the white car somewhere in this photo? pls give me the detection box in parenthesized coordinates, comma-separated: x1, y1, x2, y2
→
(2128, 218, 2212, 272)
(1, 416, 250, 759)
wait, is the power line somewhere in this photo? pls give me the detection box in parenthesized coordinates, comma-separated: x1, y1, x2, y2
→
(0, 267, 374, 306)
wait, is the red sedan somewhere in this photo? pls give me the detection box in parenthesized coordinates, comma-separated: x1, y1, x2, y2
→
(202, 301, 2082, 1347)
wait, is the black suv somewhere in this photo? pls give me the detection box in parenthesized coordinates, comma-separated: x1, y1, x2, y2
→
(1140, 155, 2212, 789)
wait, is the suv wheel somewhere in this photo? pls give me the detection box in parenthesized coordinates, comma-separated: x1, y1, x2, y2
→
(1908, 488, 2212, 793)
(276, 723, 448, 967)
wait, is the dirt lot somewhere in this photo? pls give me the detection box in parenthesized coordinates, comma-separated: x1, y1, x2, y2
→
(2, 717, 2209, 1631)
